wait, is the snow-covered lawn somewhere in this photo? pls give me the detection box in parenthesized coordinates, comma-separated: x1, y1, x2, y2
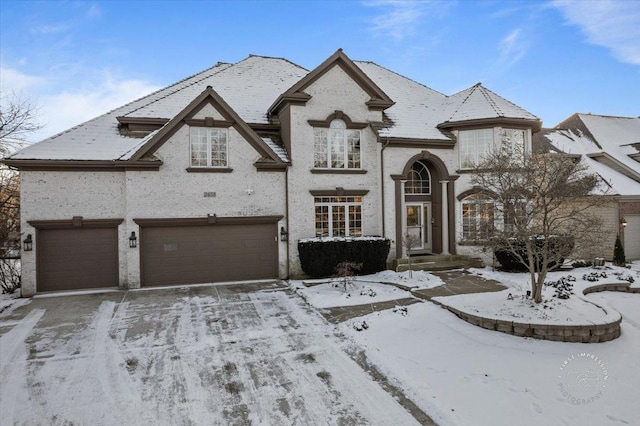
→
(334, 263, 640, 426)
(293, 270, 443, 309)
(434, 264, 638, 325)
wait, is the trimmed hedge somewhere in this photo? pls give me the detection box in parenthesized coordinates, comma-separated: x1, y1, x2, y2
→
(494, 235, 574, 272)
(298, 237, 391, 278)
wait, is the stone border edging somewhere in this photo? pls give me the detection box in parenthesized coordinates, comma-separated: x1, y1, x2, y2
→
(431, 281, 639, 343)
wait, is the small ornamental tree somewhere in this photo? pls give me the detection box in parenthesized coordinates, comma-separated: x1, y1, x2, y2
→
(402, 233, 420, 278)
(613, 235, 626, 266)
(470, 143, 610, 303)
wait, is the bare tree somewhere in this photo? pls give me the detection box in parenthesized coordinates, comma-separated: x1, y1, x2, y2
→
(0, 92, 41, 293)
(470, 144, 610, 303)
(1, 92, 42, 156)
(402, 233, 420, 278)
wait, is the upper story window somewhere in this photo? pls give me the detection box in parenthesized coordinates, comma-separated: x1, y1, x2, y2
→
(405, 161, 431, 194)
(190, 127, 228, 168)
(459, 128, 527, 169)
(314, 119, 361, 169)
(459, 128, 494, 169)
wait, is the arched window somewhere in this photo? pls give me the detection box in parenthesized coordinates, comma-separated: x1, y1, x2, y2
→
(313, 119, 361, 169)
(405, 161, 431, 194)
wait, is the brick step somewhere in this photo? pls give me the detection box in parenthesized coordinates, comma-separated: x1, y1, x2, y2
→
(394, 255, 483, 272)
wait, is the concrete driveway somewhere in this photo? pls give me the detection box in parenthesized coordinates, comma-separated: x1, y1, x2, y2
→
(0, 281, 420, 425)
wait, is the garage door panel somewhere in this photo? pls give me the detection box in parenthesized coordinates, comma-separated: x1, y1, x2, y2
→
(38, 228, 119, 292)
(625, 215, 640, 260)
(141, 223, 277, 287)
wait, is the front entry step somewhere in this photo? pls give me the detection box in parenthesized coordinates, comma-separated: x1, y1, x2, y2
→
(394, 254, 484, 272)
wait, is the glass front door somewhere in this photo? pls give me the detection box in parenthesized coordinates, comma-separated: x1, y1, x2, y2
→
(405, 202, 432, 253)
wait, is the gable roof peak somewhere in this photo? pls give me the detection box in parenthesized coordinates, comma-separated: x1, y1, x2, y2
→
(268, 49, 394, 115)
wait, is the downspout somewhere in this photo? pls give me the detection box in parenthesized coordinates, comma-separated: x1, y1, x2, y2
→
(285, 164, 290, 279)
(380, 137, 390, 236)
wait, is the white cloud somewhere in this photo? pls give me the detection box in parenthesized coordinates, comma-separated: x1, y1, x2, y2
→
(365, 0, 431, 41)
(552, 0, 640, 65)
(36, 74, 161, 141)
(499, 28, 528, 67)
(0, 66, 46, 92)
(30, 23, 69, 34)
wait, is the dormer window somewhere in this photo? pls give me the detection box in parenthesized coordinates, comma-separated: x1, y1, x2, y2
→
(313, 119, 361, 169)
(190, 127, 228, 167)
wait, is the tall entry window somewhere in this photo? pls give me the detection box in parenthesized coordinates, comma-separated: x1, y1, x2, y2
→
(314, 196, 362, 237)
(314, 119, 361, 169)
(405, 161, 431, 194)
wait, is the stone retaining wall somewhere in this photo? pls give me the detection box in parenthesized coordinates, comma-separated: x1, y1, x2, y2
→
(432, 281, 639, 343)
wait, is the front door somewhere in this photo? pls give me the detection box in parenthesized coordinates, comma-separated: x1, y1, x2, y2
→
(405, 202, 432, 253)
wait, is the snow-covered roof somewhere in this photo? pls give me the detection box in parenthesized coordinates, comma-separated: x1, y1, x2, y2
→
(7, 52, 540, 163)
(439, 83, 539, 125)
(355, 61, 450, 140)
(542, 114, 640, 196)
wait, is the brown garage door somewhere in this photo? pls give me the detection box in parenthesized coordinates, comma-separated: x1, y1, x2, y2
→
(140, 223, 278, 287)
(37, 228, 119, 292)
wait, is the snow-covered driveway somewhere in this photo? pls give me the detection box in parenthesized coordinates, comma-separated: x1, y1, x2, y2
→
(0, 282, 419, 425)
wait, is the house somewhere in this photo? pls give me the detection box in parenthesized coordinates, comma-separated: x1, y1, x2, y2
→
(534, 113, 640, 261)
(4, 49, 542, 296)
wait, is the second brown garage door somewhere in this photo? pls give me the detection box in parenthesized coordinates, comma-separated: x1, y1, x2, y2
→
(140, 223, 278, 287)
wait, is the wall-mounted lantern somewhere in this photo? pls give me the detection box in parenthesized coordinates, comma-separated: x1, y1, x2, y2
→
(23, 234, 33, 252)
(620, 217, 628, 228)
(129, 231, 138, 248)
(280, 226, 288, 242)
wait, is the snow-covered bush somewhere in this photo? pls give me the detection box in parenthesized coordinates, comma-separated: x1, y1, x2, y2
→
(298, 237, 390, 278)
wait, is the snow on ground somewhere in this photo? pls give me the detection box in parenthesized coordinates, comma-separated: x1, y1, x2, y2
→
(291, 270, 443, 309)
(431, 263, 638, 325)
(333, 263, 640, 426)
(0, 292, 30, 317)
(293, 280, 412, 309)
(0, 284, 419, 426)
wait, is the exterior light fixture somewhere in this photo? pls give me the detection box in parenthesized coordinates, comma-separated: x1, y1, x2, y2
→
(280, 226, 288, 242)
(620, 217, 628, 228)
(23, 234, 33, 252)
(129, 231, 138, 248)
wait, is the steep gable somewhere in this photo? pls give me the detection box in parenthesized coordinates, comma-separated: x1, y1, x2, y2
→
(129, 86, 287, 169)
(269, 49, 394, 115)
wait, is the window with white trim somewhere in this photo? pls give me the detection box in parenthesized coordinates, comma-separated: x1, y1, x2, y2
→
(190, 127, 228, 167)
(314, 196, 363, 237)
(459, 128, 527, 169)
(461, 194, 495, 241)
(459, 128, 494, 169)
(314, 119, 361, 169)
(405, 160, 431, 194)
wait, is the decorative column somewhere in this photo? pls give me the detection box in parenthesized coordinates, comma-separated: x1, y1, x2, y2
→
(440, 180, 450, 255)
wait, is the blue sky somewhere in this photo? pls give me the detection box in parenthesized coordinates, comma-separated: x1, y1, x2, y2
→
(1, 0, 639, 143)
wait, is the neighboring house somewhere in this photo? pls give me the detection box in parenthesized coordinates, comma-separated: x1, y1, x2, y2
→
(3, 49, 542, 296)
(535, 113, 640, 261)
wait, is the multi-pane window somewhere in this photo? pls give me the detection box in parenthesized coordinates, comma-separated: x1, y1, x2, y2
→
(405, 161, 431, 194)
(461, 194, 495, 241)
(459, 128, 527, 169)
(459, 128, 494, 169)
(498, 129, 525, 157)
(314, 119, 361, 169)
(190, 127, 228, 167)
(314, 196, 362, 237)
